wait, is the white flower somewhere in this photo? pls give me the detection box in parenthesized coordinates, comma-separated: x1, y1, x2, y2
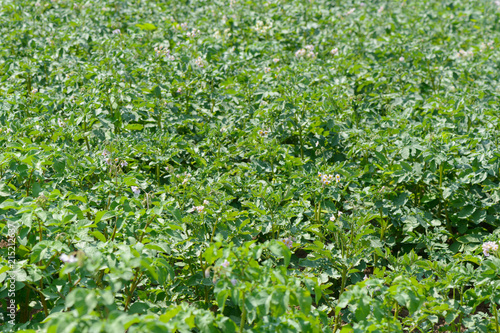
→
(177, 87, 182, 93)
(320, 174, 334, 185)
(203, 200, 209, 205)
(335, 174, 340, 183)
(60, 254, 77, 263)
(258, 129, 270, 136)
(31, 88, 38, 94)
(295, 49, 306, 57)
(194, 205, 205, 213)
(330, 215, 336, 222)
(338, 211, 343, 217)
(131, 186, 140, 196)
(102, 149, 110, 157)
(283, 237, 293, 249)
(307, 51, 317, 59)
(273, 58, 279, 63)
(264, 67, 271, 73)
(120, 160, 128, 167)
(221, 259, 230, 268)
(57, 119, 65, 127)
(330, 48, 338, 55)
(483, 241, 498, 257)
(187, 29, 200, 37)
(346, 8, 355, 15)
(112, 29, 120, 34)
(305, 45, 314, 51)
(195, 57, 204, 67)
(377, 5, 384, 13)
(399, 56, 404, 62)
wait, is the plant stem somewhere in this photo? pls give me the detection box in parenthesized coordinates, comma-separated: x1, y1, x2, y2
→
(494, 302, 500, 333)
(239, 293, 246, 333)
(210, 218, 218, 243)
(124, 270, 144, 311)
(25, 282, 49, 317)
(38, 217, 43, 243)
(110, 216, 119, 241)
(139, 215, 155, 243)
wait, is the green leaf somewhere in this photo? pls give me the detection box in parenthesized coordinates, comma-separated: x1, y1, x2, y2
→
(125, 124, 144, 131)
(269, 240, 291, 267)
(90, 231, 107, 242)
(136, 23, 157, 31)
(458, 205, 475, 219)
(160, 306, 182, 323)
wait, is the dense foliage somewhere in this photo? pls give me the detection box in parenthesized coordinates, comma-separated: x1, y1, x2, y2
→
(1, 0, 500, 332)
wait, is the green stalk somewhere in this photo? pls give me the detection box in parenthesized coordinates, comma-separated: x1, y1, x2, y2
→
(83, 114, 90, 151)
(38, 216, 43, 243)
(139, 215, 155, 243)
(124, 270, 144, 311)
(210, 218, 218, 243)
(334, 266, 348, 330)
(494, 302, 500, 333)
(110, 216, 119, 241)
(239, 293, 246, 333)
(24, 282, 48, 317)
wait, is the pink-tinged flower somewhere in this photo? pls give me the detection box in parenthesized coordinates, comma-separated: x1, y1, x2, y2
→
(102, 149, 110, 157)
(120, 160, 128, 167)
(131, 186, 140, 196)
(193, 205, 205, 213)
(195, 57, 204, 67)
(399, 56, 405, 62)
(231, 278, 237, 286)
(482, 241, 498, 257)
(60, 253, 77, 263)
(104, 158, 112, 165)
(112, 29, 120, 34)
(295, 49, 306, 57)
(221, 259, 230, 268)
(283, 237, 293, 249)
(330, 48, 339, 55)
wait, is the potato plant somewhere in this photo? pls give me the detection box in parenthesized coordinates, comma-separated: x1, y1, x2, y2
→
(1, 0, 500, 332)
